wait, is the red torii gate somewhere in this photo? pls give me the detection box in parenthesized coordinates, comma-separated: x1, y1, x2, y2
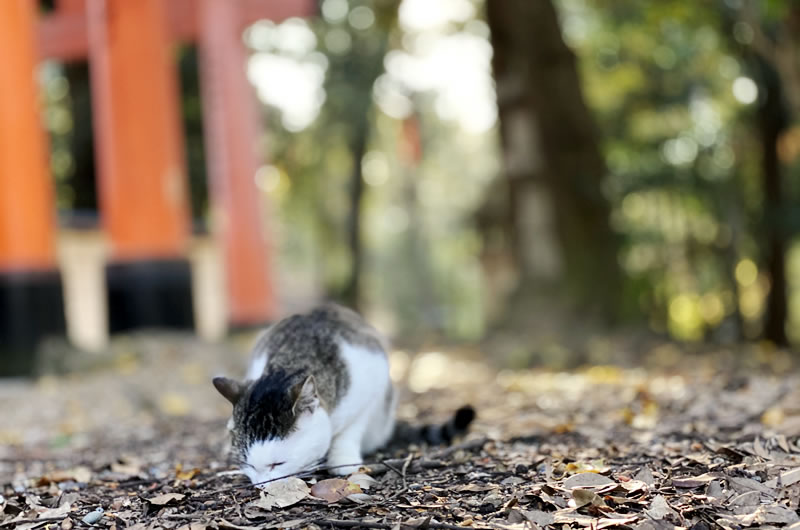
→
(0, 0, 313, 375)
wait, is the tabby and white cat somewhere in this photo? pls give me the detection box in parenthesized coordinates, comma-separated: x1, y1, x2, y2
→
(212, 304, 474, 484)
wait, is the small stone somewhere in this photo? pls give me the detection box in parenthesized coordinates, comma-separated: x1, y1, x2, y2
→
(82, 507, 104, 525)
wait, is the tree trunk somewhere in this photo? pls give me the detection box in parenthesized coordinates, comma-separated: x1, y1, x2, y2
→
(485, 0, 622, 318)
(334, 1, 399, 310)
(754, 55, 790, 346)
(340, 118, 368, 309)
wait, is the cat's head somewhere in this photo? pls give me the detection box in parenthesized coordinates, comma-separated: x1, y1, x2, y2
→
(212, 370, 332, 484)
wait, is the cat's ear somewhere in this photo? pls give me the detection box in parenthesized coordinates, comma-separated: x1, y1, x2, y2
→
(213, 376, 245, 405)
(291, 375, 320, 415)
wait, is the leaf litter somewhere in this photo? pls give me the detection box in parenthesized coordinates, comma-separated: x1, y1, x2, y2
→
(1, 334, 800, 528)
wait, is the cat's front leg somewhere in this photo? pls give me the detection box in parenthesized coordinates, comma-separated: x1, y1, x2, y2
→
(327, 419, 369, 475)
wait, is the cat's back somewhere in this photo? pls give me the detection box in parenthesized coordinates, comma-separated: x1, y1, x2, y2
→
(244, 304, 388, 405)
(258, 303, 386, 360)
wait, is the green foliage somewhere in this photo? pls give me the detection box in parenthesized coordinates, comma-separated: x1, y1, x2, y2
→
(560, 0, 800, 342)
(248, 0, 497, 340)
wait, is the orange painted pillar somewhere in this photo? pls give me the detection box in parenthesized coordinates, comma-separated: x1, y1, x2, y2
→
(57, 0, 87, 12)
(198, 0, 277, 327)
(0, 0, 66, 376)
(86, 0, 194, 331)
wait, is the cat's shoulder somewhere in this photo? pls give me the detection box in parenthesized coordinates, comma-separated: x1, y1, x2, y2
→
(267, 303, 388, 352)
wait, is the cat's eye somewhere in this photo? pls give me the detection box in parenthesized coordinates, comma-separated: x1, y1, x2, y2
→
(268, 462, 285, 469)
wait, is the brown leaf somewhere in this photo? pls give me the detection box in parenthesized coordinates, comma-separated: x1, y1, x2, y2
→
(563, 472, 616, 489)
(597, 514, 640, 528)
(455, 484, 495, 493)
(553, 508, 595, 525)
(571, 488, 607, 508)
(618, 479, 647, 493)
(249, 478, 310, 511)
(44, 467, 92, 485)
(36, 501, 72, 519)
(310, 478, 362, 503)
(347, 473, 376, 490)
(177, 524, 207, 530)
(759, 506, 800, 524)
(519, 510, 554, 527)
(727, 475, 776, 497)
(765, 467, 800, 488)
(645, 495, 677, 520)
(633, 467, 655, 486)
(706, 480, 725, 499)
(345, 493, 373, 503)
(752, 437, 771, 460)
(147, 493, 185, 506)
(111, 459, 143, 478)
(729, 490, 759, 511)
(402, 516, 433, 529)
(672, 473, 717, 488)
(176, 467, 202, 481)
(729, 505, 800, 525)
(214, 519, 263, 530)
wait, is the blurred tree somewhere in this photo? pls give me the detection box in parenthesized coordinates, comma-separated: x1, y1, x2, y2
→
(485, 0, 622, 318)
(328, 0, 400, 309)
(721, 0, 797, 345)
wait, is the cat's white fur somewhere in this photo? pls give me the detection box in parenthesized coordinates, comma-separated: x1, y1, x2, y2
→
(244, 340, 395, 482)
(244, 329, 270, 381)
(244, 405, 332, 484)
(245, 351, 268, 382)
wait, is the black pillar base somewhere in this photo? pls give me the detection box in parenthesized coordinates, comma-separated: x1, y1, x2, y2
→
(106, 259, 195, 333)
(0, 270, 66, 377)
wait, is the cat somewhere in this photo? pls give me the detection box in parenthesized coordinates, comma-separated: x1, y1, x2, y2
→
(212, 303, 474, 485)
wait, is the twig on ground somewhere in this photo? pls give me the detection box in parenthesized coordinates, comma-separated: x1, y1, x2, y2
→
(401, 453, 413, 480)
(206, 438, 489, 494)
(380, 459, 405, 479)
(429, 437, 489, 460)
(314, 519, 487, 530)
(0, 516, 68, 528)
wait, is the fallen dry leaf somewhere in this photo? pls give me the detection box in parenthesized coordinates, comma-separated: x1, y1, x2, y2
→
(596, 514, 640, 528)
(618, 479, 647, 493)
(44, 467, 92, 484)
(176, 467, 202, 481)
(571, 488, 607, 508)
(35, 501, 72, 519)
(646, 495, 677, 520)
(347, 473, 376, 490)
(518, 510, 554, 527)
(563, 472, 615, 489)
(249, 477, 310, 511)
(147, 493, 185, 506)
(672, 473, 717, 488)
(765, 467, 800, 488)
(310, 478, 362, 503)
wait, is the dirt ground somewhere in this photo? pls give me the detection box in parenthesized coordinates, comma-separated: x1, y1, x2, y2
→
(1, 334, 800, 529)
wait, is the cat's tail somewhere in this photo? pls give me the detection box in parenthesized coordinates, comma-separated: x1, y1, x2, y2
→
(391, 405, 476, 446)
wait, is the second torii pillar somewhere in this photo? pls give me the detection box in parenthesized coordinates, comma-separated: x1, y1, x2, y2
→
(199, 0, 277, 328)
(87, 0, 194, 332)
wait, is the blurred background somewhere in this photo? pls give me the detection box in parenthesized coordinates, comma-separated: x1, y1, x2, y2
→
(2, 0, 800, 379)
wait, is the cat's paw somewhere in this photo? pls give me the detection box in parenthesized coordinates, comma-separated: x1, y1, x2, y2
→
(329, 463, 362, 476)
(327, 453, 363, 476)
